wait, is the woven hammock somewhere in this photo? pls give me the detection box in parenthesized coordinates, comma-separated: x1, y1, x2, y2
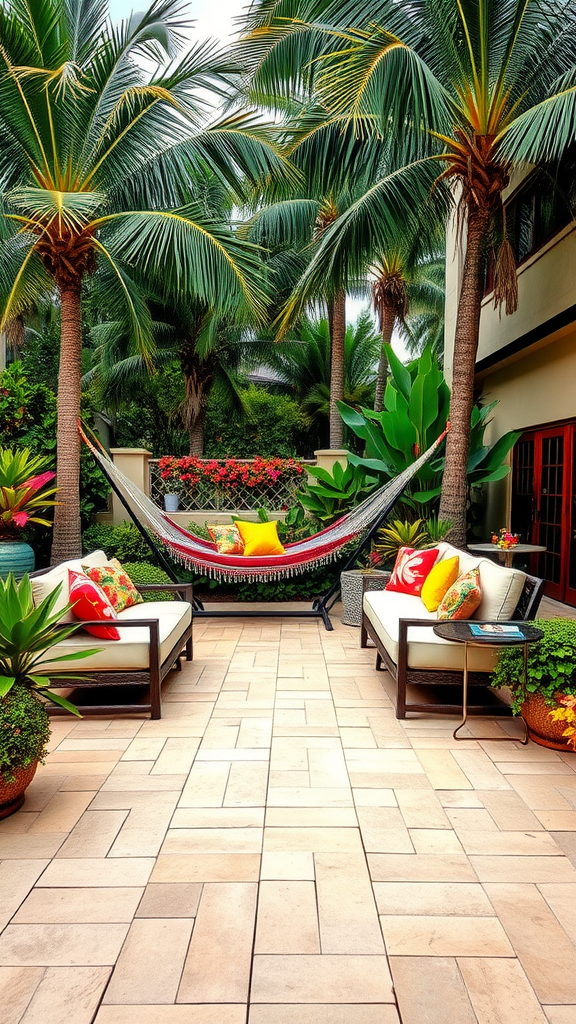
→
(83, 430, 446, 583)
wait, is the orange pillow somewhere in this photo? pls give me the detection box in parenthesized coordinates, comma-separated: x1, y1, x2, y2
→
(208, 524, 245, 554)
(81, 558, 143, 613)
(437, 568, 482, 620)
(235, 520, 285, 557)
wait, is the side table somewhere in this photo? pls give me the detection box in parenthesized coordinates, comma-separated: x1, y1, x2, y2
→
(340, 569, 390, 626)
(432, 621, 544, 741)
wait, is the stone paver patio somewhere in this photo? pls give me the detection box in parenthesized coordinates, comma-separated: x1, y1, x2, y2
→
(1, 603, 576, 1023)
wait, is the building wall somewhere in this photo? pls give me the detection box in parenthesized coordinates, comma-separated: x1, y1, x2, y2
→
(444, 198, 576, 537)
(444, 199, 576, 384)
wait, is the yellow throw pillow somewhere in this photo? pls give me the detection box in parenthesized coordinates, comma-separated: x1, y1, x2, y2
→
(421, 556, 460, 612)
(235, 520, 285, 557)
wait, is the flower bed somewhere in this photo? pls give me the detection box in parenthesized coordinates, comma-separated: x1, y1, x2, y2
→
(152, 456, 306, 512)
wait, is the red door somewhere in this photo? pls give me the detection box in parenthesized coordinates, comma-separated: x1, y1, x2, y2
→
(512, 424, 573, 602)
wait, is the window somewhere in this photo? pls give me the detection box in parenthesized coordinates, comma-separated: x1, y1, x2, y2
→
(507, 146, 576, 265)
(483, 147, 576, 294)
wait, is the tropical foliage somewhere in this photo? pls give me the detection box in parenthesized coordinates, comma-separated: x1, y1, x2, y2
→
(297, 459, 376, 524)
(0, 574, 99, 714)
(0, 0, 290, 559)
(491, 619, 576, 715)
(0, 448, 57, 539)
(339, 346, 520, 511)
(238, 0, 576, 543)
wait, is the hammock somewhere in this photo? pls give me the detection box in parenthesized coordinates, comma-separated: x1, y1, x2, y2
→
(82, 428, 447, 584)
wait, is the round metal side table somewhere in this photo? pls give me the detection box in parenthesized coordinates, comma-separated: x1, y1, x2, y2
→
(432, 621, 544, 742)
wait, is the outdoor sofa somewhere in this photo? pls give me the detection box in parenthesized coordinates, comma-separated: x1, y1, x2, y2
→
(360, 541, 545, 719)
(31, 550, 192, 719)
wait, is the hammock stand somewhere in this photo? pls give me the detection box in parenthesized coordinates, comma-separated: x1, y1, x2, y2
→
(83, 427, 447, 631)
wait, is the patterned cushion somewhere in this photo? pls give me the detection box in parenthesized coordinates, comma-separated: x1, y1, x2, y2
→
(437, 567, 483, 620)
(385, 546, 439, 597)
(235, 520, 285, 557)
(81, 558, 143, 613)
(421, 556, 460, 612)
(68, 569, 120, 640)
(208, 524, 245, 555)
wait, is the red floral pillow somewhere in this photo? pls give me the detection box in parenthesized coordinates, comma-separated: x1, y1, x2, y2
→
(68, 569, 121, 640)
(385, 546, 440, 596)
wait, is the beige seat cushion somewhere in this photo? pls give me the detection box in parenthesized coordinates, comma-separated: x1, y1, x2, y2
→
(43, 601, 192, 673)
(435, 544, 526, 621)
(32, 550, 110, 622)
(363, 591, 498, 673)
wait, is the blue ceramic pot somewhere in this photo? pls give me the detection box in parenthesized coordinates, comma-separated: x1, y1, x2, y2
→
(0, 541, 35, 581)
(163, 494, 180, 512)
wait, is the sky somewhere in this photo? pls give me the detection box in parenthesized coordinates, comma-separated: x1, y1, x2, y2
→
(108, 0, 241, 41)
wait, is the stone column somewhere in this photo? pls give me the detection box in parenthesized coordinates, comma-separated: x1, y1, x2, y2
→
(109, 448, 152, 525)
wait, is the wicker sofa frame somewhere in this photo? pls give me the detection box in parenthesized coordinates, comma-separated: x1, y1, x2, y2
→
(360, 573, 545, 719)
(30, 575, 193, 720)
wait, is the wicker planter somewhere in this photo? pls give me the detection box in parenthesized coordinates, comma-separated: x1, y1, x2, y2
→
(340, 569, 389, 627)
(0, 761, 39, 820)
(521, 692, 574, 750)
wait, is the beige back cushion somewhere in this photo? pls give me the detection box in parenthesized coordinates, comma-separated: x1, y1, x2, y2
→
(31, 550, 109, 622)
(436, 543, 525, 621)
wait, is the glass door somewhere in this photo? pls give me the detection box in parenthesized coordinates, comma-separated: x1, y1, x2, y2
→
(512, 424, 573, 603)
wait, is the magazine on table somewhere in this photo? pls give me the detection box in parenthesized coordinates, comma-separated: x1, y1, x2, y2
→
(468, 623, 524, 639)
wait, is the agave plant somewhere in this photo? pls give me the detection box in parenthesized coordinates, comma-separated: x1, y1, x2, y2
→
(0, 575, 100, 714)
(0, 449, 57, 539)
(374, 519, 430, 565)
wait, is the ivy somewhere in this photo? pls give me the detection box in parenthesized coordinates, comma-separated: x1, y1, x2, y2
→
(491, 619, 576, 714)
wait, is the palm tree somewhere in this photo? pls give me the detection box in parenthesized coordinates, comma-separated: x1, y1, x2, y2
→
(0, 0, 292, 560)
(399, 255, 446, 361)
(239, 0, 576, 545)
(257, 309, 380, 447)
(246, 104, 386, 447)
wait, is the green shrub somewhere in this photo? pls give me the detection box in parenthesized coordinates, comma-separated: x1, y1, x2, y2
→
(82, 522, 152, 563)
(0, 363, 110, 555)
(204, 386, 312, 458)
(0, 687, 51, 782)
(122, 562, 174, 601)
(491, 619, 576, 714)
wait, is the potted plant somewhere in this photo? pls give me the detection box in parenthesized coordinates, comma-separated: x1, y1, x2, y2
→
(0, 448, 58, 580)
(490, 619, 576, 749)
(0, 574, 99, 818)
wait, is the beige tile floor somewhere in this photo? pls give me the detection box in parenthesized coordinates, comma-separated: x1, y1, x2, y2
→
(1, 601, 576, 1024)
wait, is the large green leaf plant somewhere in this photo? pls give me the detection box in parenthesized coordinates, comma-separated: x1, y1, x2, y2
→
(338, 345, 520, 512)
(0, 575, 100, 715)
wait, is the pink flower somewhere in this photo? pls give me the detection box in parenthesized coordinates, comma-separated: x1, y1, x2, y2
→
(12, 511, 29, 527)
(22, 471, 55, 493)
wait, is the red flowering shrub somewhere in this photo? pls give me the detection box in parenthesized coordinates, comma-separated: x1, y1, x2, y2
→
(158, 456, 304, 492)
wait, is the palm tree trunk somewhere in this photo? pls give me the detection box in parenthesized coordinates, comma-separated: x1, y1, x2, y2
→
(439, 207, 490, 547)
(51, 284, 83, 562)
(374, 306, 395, 413)
(329, 290, 346, 448)
(189, 413, 205, 456)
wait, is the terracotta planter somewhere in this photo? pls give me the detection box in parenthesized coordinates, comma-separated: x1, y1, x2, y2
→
(521, 692, 574, 750)
(0, 761, 39, 819)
